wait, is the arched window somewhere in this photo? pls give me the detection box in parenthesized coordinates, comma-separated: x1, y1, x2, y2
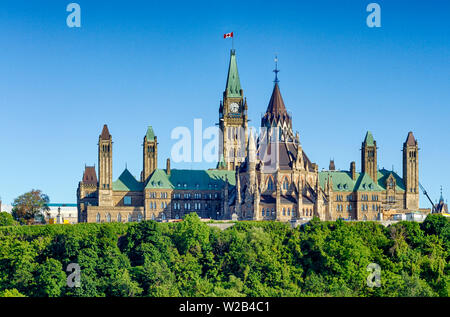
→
(117, 213, 122, 222)
(151, 214, 155, 220)
(262, 208, 265, 216)
(137, 213, 142, 222)
(161, 213, 166, 220)
(283, 179, 289, 190)
(271, 208, 275, 216)
(96, 213, 100, 223)
(106, 213, 111, 223)
(267, 178, 274, 191)
(128, 214, 132, 222)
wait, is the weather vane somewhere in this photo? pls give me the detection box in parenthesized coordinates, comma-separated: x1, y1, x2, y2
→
(273, 55, 279, 84)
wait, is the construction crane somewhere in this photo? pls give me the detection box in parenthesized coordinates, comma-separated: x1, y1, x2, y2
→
(419, 183, 435, 212)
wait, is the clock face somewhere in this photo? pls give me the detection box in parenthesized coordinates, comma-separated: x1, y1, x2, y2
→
(229, 102, 239, 113)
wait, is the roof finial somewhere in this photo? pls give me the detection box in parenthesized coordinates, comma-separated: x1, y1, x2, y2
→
(273, 55, 279, 84)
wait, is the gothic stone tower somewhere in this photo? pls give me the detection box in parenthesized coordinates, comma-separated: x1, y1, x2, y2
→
(98, 124, 113, 206)
(142, 126, 157, 184)
(403, 131, 419, 209)
(362, 131, 377, 182)
(218, 49, 248, 171)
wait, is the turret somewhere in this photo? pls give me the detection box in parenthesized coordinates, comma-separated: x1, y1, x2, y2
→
(403, 131, 419, 210)
(98, 124, 113, 206)
(361, 131, 378, 183)
(142, 126, 157, 183)
(219, 49, 248, 171)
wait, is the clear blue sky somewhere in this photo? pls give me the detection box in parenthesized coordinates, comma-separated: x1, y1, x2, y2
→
(0, 0, 448, 208)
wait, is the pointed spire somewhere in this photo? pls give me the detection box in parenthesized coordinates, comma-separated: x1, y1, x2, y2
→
(100, 124, 111, 140)
(248, 129, 256, 165)
(363, 131, 375, 146)
(440, 186, 444, 203)
(225, 49, 242, 97)
(145, 126, 155, 141)
(265, 83, 288, 119)
(405, 131, 416, 146)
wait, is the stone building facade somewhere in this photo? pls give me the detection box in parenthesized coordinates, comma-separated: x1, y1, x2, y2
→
(77, 49, 421, 223)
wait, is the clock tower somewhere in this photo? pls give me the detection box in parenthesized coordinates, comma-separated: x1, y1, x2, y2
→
(218, 49, 248, 171)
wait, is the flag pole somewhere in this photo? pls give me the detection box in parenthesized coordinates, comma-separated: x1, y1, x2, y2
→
(232, 33, 234, 50)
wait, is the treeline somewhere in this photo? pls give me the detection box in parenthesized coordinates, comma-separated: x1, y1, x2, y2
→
(0, 214, 448, 297)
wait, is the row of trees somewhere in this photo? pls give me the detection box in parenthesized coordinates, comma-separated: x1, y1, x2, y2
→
(0, 213, 448, 297)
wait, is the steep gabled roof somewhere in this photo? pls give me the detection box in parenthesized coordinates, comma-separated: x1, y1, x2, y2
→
(377, 169, 406, 191)
(318, 169, 403, 192)
(261, 82, 292, 129)
(405, 131, 416, 146)
(145, 169, 236, 190)
(363, 131, 375, 146)
(82, 166, 97, 185)
(113, 168, 143, 191)
(266, 83, 287, 117)
(145, 169, 174, 189)
(225, 49, 242, 97)
(100, 124, 111, 140)
(145, 126, 155, 141)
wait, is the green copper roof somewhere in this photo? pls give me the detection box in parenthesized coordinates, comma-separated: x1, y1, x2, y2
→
(145, 168, 235, 190)
(364, 131, 375, 146)
(225, 50, 242, 97)
(319, 169, 405, 192)
(377, 169, 405, 191)
(145, 169, 174, 189)
(145, 126, 155, 141)
(113, 169, 143, 192)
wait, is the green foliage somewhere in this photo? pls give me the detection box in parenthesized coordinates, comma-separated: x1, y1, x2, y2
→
(0, 288, 26, 297)
(11, 189, 50, 224)
(0, 214, 448, 297)
(0, 212, 18, 227)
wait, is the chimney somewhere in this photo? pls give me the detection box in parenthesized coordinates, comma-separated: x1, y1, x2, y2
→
(166, 158, 171, 175)
(350, 161, 356, 180)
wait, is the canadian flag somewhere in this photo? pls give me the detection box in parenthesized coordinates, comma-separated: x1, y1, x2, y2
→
(223, 32, 233, 39)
